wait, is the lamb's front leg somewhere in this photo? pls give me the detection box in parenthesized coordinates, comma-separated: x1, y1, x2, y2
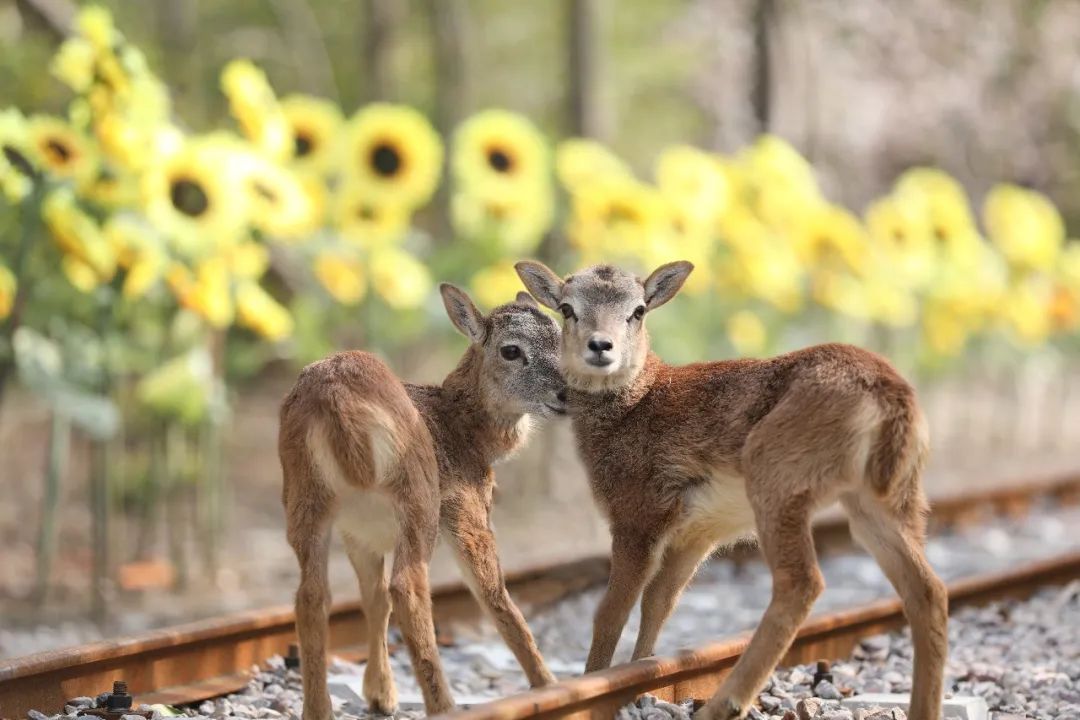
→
(443, 489, 556, 687)
(585, 530, 658, 672)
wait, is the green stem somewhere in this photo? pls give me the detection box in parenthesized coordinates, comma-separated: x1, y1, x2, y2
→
(0, 185, 44, 408)
(34, 411, 70, 603)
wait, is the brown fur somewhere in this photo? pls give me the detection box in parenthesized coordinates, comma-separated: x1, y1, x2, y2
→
(516, 260, 947, 720)
(279, 287, 562, 719)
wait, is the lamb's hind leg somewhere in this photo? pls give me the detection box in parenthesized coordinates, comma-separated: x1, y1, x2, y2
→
(697, 498, 823, 720)
(342, 534, 396, 714)
(389, 491, 454, 714)
(286, 498, 333, 720)
(842, 491, 947, 720)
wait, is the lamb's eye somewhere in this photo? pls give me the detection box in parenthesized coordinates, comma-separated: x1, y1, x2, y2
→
(499, 345, 522, 361)
(559, 304, 576, 320)
(630, 305, 646, 321)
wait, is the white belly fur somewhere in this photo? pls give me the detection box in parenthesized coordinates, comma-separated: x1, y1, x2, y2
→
(669, 471, 757, 552)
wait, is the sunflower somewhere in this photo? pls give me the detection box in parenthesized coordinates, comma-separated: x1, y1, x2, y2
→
(726, 310, 768, 356)
(332, 177, 410, 249)
(42, 189, 116, 281)
(718, 220, 805, 313)
(166, 259, 234, 328)
(76, 5, 119, 50)
(555, 138, 631, 194)
(27, 115, 97, 186)
(568, 177, 668, 263)
(105, 215, 167, 298)
(0, 109, 36, 201)
(1000, 278, 1053, 347)
(469, 261, 527, 310)
(235, 151, 318, 239)
(0, 263, 15, 320)
(656, 145, 730, 232)
(222, 240, 270, 280)
(369, 247, 431, 309)
(343, 104, 442, 209)
(51, 37, 96, 93)
(451, 187, 554, 254)
(739, 135, 822, 230)
(792, 204, 868, 276)
(80, 164, 139, 209)
(982, 184, 1063, 273)
(454, 110, 549, 192)
(143, 138, 250, 259)
(235, 281, 293, 341)
(894, 168, 981, 264)
(281, 95, 342, 173)
(313, 250, 367, 305)
(220, 60, 291, 161)
(863, 194, 935, 290)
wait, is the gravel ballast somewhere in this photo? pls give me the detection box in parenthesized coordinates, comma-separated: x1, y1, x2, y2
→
(21, 504, 1080, 720)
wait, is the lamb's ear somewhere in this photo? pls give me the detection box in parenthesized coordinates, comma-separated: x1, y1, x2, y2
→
(440, 283, 487, 343)
(514, 260, 564, 310)
(515, 291, 539, 308)
(643, 261, 694, 310)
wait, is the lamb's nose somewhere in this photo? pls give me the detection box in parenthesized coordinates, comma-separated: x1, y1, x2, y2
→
(587, 335, 613, 353)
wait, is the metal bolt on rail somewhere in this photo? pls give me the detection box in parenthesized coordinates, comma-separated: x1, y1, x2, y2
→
(76, 681, 154, 719)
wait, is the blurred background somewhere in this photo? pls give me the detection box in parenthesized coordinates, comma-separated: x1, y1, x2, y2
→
(2, 0, 1080, 657)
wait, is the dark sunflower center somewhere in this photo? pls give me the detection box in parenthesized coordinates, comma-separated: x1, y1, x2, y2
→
(294, 132, 314, 158)
(170, 178, 210, 217)
(357, 205, 377, 221)
(253, 181, 279, 204)
(45, 139, 73, 164)
(933, 225, 948, 244)
(3, 145, 35, 177)
(606, 204, 638, 225)
(370, 143, 402, 177)
(487, 147, 514, 173)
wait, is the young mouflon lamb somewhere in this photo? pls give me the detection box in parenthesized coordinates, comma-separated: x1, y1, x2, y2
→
(516, 260, 946, 720)
(279, 286, 565, 718)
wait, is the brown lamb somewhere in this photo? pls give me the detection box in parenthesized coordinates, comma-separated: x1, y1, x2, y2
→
(516, 259, 947, 720)
(278, 285, 565, 718)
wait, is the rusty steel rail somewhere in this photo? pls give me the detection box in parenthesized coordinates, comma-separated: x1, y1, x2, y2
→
(1, 472, 1078, 718)
(0, 556, 610, 718)
(437, 551, 1080, 720)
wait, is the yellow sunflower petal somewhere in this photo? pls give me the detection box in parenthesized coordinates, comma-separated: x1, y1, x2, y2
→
(235, 281, 293, 340)
(332, 177, 410, 249)
(369, 247, 431, 309)
(0, 263, 16, 319)
(726, 310, 767, 356)
(982, 184, 1064, 273)
(42, 189, 116, 280)
(555, 138, 631, 193)
(313, 251, 367, 305)
(0, 108, 36, 202)
(220, 60, 291, 161)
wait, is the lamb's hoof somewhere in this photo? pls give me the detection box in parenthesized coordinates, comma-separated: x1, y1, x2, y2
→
(694, 697, 743, 720)
(364, 683, 398, 715)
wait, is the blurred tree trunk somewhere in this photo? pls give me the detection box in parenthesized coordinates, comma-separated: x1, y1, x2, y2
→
(155, 1, 202, 121)
(362, 0, 402, 102)
(267, 0, 340, 103)
(751, 0, 774, 134)
(566, 0, 608, 140)
(422, 0, 471, 243)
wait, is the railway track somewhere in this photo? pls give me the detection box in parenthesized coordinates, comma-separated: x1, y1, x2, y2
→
(2, 472, 1078, 719)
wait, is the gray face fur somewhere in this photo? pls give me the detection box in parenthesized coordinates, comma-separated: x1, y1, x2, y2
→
(514, 261, 693, 392)
(440, 284, 567, 417)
